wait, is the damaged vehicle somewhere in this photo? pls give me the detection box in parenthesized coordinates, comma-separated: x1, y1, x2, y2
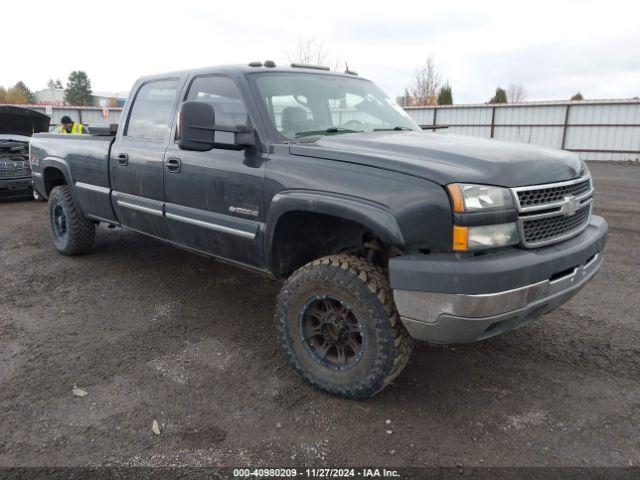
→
(0, 105, 50, 200)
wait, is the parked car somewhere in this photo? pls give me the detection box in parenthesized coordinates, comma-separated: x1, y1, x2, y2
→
(30, 63, 608, 398)
(0, 105, 50, 200)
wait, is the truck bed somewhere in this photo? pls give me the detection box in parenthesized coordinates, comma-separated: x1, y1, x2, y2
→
(30, 133, 117, 222)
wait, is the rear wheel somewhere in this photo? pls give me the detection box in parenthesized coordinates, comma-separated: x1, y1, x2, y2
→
(275, 254, 413, 399)
(48, 185, 95, 255)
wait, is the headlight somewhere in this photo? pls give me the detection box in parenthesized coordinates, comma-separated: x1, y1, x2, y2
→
(453, 223, 519, 251)
(447, 183, 519, 251)
(447, 183, 514, 212)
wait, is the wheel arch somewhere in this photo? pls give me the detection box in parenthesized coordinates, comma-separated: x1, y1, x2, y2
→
(41, 157, 73, 195)
(265, 191, 405, 277)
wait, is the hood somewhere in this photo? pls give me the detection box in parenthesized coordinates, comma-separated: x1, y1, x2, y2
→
(289, 131, 583, 187)
(0, 106, 50, 138)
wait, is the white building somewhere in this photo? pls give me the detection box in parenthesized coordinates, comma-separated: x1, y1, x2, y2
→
(33, 88, 64, 106)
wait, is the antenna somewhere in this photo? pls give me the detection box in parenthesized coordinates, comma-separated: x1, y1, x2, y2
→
(344, 63, 358, 76)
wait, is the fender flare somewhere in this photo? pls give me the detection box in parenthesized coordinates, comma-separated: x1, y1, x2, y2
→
(40, 157, 82, 207)
(265, 190, 405, 268)
(41, 157, 74, 192)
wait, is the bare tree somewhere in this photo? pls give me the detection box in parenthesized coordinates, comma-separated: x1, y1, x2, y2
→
(287, 38, 342, 71)
(507, 84, 527, 103)
(409, 56, 442, 106)
(396, 88, 414, 107)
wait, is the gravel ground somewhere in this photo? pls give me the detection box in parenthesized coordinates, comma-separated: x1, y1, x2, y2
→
(0, 162, 638, 468)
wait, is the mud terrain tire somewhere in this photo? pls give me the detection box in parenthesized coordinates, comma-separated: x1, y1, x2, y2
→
(276, 254, 413, 399)
(48, 185, 95, 255)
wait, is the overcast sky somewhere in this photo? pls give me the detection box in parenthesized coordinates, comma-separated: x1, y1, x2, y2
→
(3, 0, 639, 103)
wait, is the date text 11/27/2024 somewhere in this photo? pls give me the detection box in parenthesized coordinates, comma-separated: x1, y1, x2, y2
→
(232, 468, 400, 478)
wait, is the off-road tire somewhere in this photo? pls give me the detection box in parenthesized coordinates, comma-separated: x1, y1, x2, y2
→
(48, 185, 95, 255)
(275, 254, 414, 399)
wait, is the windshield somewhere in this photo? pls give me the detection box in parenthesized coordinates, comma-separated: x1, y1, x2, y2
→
(252, 73, 420, 140)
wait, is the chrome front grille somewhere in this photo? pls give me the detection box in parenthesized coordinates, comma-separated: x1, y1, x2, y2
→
(512, 175, 593, 248)
(522, 204, 591, 244)
(516, 178, 591, 208)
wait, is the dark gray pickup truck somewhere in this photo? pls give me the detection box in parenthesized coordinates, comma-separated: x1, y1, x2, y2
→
(30, 63, 608, 398)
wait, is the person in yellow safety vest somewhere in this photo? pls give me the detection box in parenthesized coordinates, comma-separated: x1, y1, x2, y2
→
(57, 115, 89, 134)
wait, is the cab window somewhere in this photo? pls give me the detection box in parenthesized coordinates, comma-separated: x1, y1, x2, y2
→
(186, 76, 248, 128)
(125, 79, 179, 141)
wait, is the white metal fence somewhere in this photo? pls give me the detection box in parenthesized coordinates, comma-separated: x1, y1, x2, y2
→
(405, 100, 640, 161)
(10, 101, 640, 161)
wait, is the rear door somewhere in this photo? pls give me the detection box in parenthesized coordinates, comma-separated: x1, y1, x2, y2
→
(163, 74, 266, 267)
(110, 78, 181, 238)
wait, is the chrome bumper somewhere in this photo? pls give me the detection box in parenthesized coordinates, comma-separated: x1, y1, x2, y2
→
(394, 252, 602, 344)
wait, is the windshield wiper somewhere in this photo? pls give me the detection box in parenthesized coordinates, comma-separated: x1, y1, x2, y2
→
(294, 127, 359, 138)
(373, 126, 413, 131)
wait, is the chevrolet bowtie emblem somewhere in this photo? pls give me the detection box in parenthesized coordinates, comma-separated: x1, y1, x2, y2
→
(560, 196, 579, 216)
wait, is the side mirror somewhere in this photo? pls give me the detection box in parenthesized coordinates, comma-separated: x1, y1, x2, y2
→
(177, 101, 256, 152)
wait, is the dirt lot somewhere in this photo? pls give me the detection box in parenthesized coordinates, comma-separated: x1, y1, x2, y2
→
(0, 162, 638, 468)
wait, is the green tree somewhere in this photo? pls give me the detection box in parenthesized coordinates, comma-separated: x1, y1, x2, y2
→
(12, 81, 34, 103)
(571, 92, 584, 101)
(437, 83, 453, 105)
(489, 87, 508, 104)
(0, 86, 6, 103)
(64, 71, 94, 106)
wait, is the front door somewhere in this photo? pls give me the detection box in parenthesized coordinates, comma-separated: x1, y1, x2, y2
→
(110, 78, 181, 238)
(163, 75, 266, 267)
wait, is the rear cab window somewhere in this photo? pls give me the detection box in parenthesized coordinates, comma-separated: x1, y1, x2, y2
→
(125, 79, 180, 141)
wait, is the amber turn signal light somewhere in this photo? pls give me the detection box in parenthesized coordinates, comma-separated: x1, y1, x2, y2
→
(452, 225, 469, 251)
(447, 184, 465, 213)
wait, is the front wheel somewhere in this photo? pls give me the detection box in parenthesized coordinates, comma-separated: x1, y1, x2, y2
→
(48, 185, 95, 255)
(275, 254, 414, 399)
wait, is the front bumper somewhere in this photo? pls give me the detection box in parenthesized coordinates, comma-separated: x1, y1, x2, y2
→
(0, 176, 33, 198)
(390, 215, 608, 344)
